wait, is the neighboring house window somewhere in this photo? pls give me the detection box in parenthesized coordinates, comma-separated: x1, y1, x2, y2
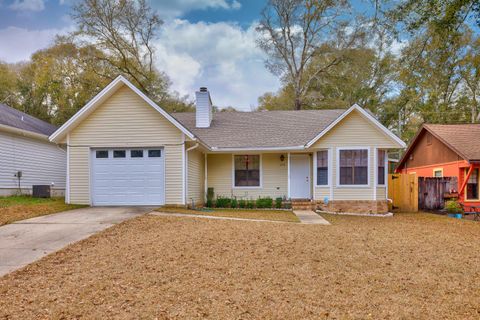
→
(433, 169, 443, 177)
(339, 149, 368, 185)
(377, 150, 386, 185)
(316, 150, 328, 185)
(234, 155, 260, 187)
(466, 168, 479, 200)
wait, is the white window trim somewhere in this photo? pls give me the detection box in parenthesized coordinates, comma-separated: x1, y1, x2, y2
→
(336, 147, 371, 188)
(314, 149, 331, 187)
(231, 154, 263, 189)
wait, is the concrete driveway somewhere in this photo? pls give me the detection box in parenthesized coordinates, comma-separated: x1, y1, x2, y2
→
(0, 206, 153, 277)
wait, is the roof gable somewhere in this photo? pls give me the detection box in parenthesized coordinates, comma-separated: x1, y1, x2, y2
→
(49, 76, 195, 143)
(305, 104, 406, 148)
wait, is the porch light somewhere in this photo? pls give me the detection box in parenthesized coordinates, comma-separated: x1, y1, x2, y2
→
(280, 154, 285, 162)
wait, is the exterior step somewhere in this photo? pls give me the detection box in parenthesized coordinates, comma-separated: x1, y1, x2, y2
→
(291, 199, 315, 210)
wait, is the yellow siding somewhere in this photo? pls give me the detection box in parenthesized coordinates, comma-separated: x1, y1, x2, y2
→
(310, 110, 396, 201)
(188, 149, 205, 205)
(69, 147, 90, 204)
(314, 187, 330, 200)
(377, 186, 387, 199)
(207, 153, 288, 200)
(68, 85, 184, 205)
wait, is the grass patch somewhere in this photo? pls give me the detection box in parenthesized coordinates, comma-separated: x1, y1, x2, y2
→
(157, 207, 299, 222)
(0, 195, 86, 226)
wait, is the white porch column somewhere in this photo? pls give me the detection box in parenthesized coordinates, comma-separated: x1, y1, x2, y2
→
(287, 152, 291, 199)
(204, 153, 208, 201)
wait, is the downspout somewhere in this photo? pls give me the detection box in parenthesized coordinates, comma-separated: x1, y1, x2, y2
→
(185, 143, 199, 207)
(459, 163, 474, 201)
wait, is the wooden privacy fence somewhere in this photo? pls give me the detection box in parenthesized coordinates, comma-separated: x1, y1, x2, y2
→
(388, 174, 418, 212)
(418, 177, 458, 211)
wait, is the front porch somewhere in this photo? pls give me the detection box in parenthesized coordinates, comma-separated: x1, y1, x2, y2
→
(203, 150, 390, 214)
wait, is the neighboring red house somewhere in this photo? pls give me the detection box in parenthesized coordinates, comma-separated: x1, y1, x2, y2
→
(396, 124, 480, 206)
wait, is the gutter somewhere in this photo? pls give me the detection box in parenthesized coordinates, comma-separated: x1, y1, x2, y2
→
(0, 123, 50, 141)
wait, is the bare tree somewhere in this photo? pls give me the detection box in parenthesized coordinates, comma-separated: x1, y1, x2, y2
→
(72, 0, 168, 100)
(256, 0, 363, 110)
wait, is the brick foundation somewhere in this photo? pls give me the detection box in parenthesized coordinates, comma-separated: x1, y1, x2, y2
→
(315, 200, 388, 214)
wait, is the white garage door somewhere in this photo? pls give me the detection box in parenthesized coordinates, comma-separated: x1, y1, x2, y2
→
(91, 148, 165, 205)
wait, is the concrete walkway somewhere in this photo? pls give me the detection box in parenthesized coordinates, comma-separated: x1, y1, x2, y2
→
(293, 210, 331, 225)
(0, 206, 153, 277)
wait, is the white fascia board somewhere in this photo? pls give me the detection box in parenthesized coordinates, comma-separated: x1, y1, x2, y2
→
(305, 104, 407, 149)
(209, 145, 305, 152)
(0, 124, 49, 141)
(49, 75, 196, 143)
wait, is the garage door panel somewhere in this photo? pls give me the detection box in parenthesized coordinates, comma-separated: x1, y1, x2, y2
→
(91, 148, 165, 205)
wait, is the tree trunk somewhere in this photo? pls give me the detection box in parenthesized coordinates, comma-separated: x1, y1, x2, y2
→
(294, 96, 302, 110)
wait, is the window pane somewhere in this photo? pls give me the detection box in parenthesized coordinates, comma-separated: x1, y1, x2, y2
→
(317, 168, 328, 185)
(317, 150, 328, 185)
(378, 150, 386, 185)
(148, 150, 161, 157)
(340, 149, 368, 185)
(467, 169, 479, 199)
(96, 150, 108, 158)
(234, 155, 260, 187)
(131, 150, 143, 158)
(113, 150, 126, 158)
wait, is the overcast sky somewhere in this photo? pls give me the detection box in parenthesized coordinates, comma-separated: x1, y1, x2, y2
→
(0, 0, 287, 110)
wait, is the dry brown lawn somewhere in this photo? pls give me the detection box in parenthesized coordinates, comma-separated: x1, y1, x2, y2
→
(0, 212, 479, 319)
(157, 207, 299, 222)
(0, 196, 86, 226)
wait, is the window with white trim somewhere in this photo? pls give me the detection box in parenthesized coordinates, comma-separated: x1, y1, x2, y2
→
(339, 149, 368, 185)
(316, 150, 328, 185)
(234, 155, 260, 187)
(377, 149, 386, 185)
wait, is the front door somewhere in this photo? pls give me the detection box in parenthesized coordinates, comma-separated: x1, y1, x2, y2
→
(290, 154, 311, 199)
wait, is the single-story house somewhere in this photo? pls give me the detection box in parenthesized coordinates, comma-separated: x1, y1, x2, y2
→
(396, 124, 480, 206)
(49, 76, 406, 213)
(0, 103, 66, 196)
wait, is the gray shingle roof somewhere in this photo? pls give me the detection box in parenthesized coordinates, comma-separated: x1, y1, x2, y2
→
(173, 109, 346, 149)
(0, 104, 58, 136)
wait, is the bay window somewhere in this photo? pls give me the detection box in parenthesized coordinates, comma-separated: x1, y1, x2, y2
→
(234, 155, 260, 187)
(377, 149, 386, 185)
(339, 149, 368, 185)
(316, 150, 329, 185)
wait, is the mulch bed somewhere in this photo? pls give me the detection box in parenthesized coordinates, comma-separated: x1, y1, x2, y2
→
(0, 212, 479, 319)
(157, 207, 299, 222)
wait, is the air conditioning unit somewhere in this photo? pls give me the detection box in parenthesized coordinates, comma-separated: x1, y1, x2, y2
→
(32, 185, 51, 198)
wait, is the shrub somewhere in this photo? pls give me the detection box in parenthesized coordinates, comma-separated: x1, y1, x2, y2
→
(246, 199, 255, 209)
(256, 197, 273, 209)
(206, 198, 213, 208)
(445, 200, 463, 214)
(231, 197, 238, 209)
(238, 199, 246, 208)
(215, 197, 231, 208)
(275, 197, 283, 209)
